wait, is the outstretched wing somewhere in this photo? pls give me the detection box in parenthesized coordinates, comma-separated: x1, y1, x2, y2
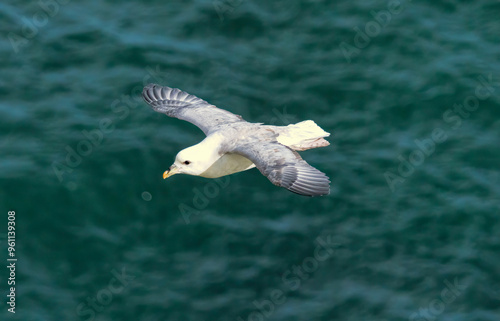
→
(142, 84, 246, 135)
(230, 142, 330, 197)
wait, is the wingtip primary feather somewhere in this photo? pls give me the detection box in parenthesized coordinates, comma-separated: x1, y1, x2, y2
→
(143, 83, 167, 103)
(142, 83, 159, 103)
(280, 165, 330, 197)
(142, 84, 209, 107)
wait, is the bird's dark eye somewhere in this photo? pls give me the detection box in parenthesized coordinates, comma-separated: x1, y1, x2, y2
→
(184, 160, 191, 165)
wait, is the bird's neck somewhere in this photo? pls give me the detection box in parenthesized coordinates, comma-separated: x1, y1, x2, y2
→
(197, 133, 224, 157)
(195, 133, 255, 178)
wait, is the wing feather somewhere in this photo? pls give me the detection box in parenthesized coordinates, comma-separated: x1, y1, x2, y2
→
(230, 142, 330, 197)
(142, 84, 245, 135)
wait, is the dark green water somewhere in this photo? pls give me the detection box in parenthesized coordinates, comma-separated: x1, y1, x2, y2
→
(1, 0, 500, 320)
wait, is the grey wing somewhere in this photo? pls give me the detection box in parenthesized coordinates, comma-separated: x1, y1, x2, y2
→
(230, 142, 330, 197)
(142, 84, 246, 135)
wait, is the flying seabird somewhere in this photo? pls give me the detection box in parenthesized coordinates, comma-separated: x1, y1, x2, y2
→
(142, 84, 331, 196)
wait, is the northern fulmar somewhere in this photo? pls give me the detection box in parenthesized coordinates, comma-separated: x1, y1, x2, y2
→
(142, 84, 331, 197)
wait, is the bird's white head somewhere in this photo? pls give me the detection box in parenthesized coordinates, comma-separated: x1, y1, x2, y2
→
(163, 142, 217, 179)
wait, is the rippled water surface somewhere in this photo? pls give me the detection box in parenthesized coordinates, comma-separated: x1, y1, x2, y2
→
(1, 0, 500, 320)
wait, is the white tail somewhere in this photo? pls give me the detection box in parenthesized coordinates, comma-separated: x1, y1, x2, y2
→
(276, 120, 330, 151)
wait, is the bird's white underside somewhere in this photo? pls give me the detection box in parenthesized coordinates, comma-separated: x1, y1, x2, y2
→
(200, 153, 255, 178)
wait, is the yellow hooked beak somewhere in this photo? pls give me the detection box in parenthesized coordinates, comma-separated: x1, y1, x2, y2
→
(163, 165, 179, 179)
